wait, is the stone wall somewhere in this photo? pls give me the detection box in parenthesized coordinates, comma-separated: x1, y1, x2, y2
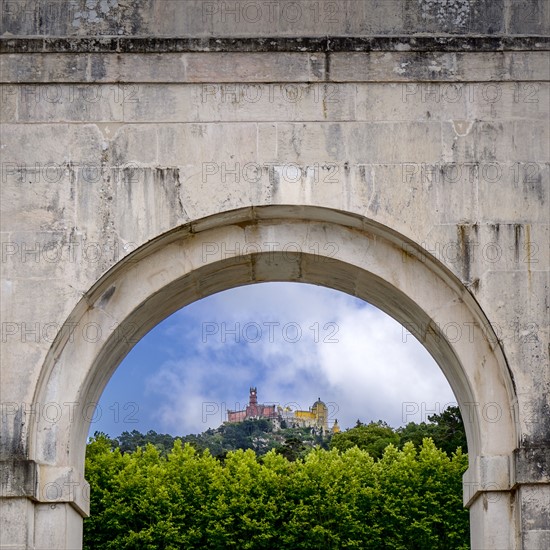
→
(1, 1, 548, 548)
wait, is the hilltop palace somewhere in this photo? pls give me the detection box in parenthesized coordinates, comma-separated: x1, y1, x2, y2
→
(227, 387, 341, 434)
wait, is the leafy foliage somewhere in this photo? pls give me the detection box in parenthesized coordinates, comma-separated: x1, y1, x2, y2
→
(84, 434, 469, 549)
(330, 420, 400, 459)
(397, 406, 467, 456)
(330, 406, 467, 458)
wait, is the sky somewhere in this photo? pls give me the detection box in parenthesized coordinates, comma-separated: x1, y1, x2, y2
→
(90, 282, 457, 439)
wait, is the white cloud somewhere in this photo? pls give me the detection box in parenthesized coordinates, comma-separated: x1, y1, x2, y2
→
(144, 283, 456, 435)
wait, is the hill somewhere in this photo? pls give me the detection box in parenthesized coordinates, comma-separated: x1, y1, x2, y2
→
(105, 419, 330, 461)
(94, 405, 466, 460)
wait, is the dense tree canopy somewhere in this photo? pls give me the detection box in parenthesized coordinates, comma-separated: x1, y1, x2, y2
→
(331, 407, 467, 458)
(84, 435, 469, 549)
(399, 406, 467, 457)
(330, 420, 401, 458)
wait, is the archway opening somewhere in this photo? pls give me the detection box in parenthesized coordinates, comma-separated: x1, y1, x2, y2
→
(85, 282, 472, 548)
(30, 207, 518, 548)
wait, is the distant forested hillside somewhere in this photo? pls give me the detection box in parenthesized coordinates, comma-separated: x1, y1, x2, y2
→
(97, 405, 466, 460)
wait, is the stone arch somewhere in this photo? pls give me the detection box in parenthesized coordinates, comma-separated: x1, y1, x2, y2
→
(28, 206, 519, 546)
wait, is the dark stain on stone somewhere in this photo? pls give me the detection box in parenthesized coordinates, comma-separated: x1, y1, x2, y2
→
(358, 164, 379, 214)
(521, 397, 550, 449)
(268, 165, 279, 199)
(523, 167, 544, 203)
(0, 459, 38, 496)
(42, 429, 57, 462)
(309, 53, 324, 80)
(90, 55, 107, 80)
(19, 459, 37, 495)
(129, 2, 146, 36)
(99, 285, 116, 306)
(6, 407, 27, 459)
(326, 124, 344, 159)
(290, 126, 303, 157)
(3, 37, 549, 55)
(514, 224, 522, 264)
(13, 410, 26, 458)
(152, 167, 186, 220)
(68, 162, 76, 201)
(157, 167, 165, 184)
(458, 223, 477, 284)
(370, 194, 380, 214)
(233, 220, 257, 232)
(124, 168, 133, 203)
(172, 167, 186, 217)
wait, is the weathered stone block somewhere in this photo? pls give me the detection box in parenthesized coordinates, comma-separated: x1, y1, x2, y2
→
(157, 123, 258, 167)
(184, 53, 325, 83)
(403, 0, 505, 35)
(122, 83, 355, 123)
(0, 497, 35, 548)
(111, 124, 158, 165)
(441, 120, 549, 163)
(519, 484, 550, 538)
(514, 447, 550, 485)
(274, 121, 442, 164)
(0, 84, 17, 121)
(16, 84, 124, 123)
(475, 270, 549, 385)
(357, 82, 468, 122)
(477, 164, 549, 222)
(113, 167, 186, 244)
(34, 502, 83, 550)
(0, 460, 37, 498)
(465, 82, 550, 122)
(507, 52, 550, 81)
(509, 0, 550, 35)
(1, 123, 70, 163)
(0, 53, 89, 84)
(0, 170, 75, 233)
(0, 0, 517, 38)
(330, 52, 458, 83)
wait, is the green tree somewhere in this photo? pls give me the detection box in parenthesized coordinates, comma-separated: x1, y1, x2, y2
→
(281, 447, 382, 549)
(330, 420, 400, 459)
(83, 433, 131, 548)
(275, 436, 309, 461)
(398, 406, 467, 456)
(117, 429, 179, 455)
(374, 439, 469, 549)
(205, 448, 282, 548)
